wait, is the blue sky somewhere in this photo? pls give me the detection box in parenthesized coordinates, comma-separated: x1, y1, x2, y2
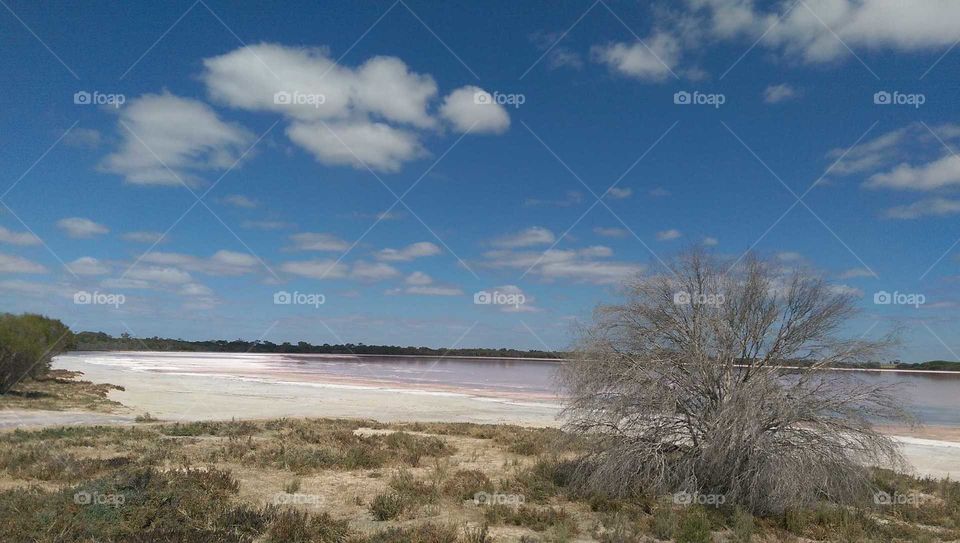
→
(2, 0, 960, 360)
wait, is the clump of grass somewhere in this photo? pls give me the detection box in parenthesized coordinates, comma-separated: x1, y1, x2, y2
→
(731, 508, 754, 542)
(652, 507, 677, 540)
(389, 468, 439, 504)
(283, 478, 301, 494)
(363, 523, 459, 543)
(483, 504, 576, 534)
(461, 523, 491, 543)
(443, 469, 493, 501)
(369, 491, 407, 521)
(265, 508, 351, 543)
(675, 508, 712, 543)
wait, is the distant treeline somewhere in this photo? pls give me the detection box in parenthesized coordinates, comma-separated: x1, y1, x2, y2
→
(72, 331, 565, 359)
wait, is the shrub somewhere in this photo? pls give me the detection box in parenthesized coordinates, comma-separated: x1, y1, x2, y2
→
(0, 314, 72, 393)
(369, 492, 406, 521)
(443, 469, 492, 501)
(676, 508, 711, 543)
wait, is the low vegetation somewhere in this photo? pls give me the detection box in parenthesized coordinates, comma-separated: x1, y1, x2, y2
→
(0, 417, 956, 542)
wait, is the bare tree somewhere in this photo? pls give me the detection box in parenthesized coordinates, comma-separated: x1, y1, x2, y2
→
(559, 249, 911, 514)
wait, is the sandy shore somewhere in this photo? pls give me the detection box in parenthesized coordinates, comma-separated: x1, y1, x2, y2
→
(38, 356, 960, 479)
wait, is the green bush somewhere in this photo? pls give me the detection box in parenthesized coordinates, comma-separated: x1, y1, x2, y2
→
(369, 492, 406, 521)
(0, 314, 72, 393)
(676, 508, 712, 543)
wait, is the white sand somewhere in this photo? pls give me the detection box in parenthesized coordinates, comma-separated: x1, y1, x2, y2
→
(45, 356, 960, 480)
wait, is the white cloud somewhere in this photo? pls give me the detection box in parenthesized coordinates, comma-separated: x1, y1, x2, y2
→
(0, 253, 46, 274)
(125, 266, 192, 284)
(375, 241, 441, 261)
(439, 86, 510, 134)
(280, 259, 398, 281)
(405, 271, 433, 285)
(591, 32, 680, 81)
(122, 231, 166, 244)
(656, 229, 682, 241)
(839, 267, 874, 279)
(884, 197, 960, 219)
(286, 120, 423, 172)
(222, 194, 258, 208)
(606, 187, 632, 199)
(481, 246, 642, 285)
(0, 226, 40, 246)
(594, 227, 628, 238)
(866, 155, 960, 191)
(70, 257, 110, 275)
(776, 251, 804, 262)
(202, 44, 437, 126)
(492, 227, 556, 249)
(57, 217, 109, 238)
(763, 83, 799, 103)
(703, 236, 719, 246)
(689, 0, 960, 63)
(102, 93, 252, 186)
(289, 232, 350, 252)
(140, 250, 258, 276)
(280, 259, 349, 280)
(405, 285, 463, 296)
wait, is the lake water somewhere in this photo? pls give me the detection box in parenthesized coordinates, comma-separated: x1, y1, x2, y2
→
(59, 351, 960, 426)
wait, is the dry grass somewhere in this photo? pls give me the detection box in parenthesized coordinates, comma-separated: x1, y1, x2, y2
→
(0, 369, 125, 412)
(0, 417, 956, 542)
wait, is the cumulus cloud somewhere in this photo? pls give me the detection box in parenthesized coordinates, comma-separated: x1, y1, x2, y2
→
(140, 250, 258, 276)
(289, 232, 351, 252)
(866, 155, 960, 191)
(606, 187, 632, 199)
(122, 231, 166, 244)
(286, 120, 423, 172)
(0, 253, 46, 274)
(375, 241, 441, 261)
(0, 226, 40, 246)
(763, 83, 799, 103)
(491, 227, 556, 249)
(57, 217, 109, 238)
(480, 246, 642, 285)
(591, 32, 680, 81)
(125, 266, 193, 285)
(656, 229, 682, 241)
(439, 86, 510, 134)
(102, 93, 252, 186)
(405, 271, 433, 285)
(702, 236, 719, 246)
(280, 259, 398, 281)
(884, 197, 960, 219)
(70, 257, 110, 275)
(405, 285, 463, 296)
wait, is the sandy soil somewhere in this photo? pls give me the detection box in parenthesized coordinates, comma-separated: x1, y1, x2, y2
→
(47, 356, 960, 480)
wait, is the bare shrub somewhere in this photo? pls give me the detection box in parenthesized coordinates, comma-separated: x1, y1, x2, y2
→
(559, 249, 911, 514)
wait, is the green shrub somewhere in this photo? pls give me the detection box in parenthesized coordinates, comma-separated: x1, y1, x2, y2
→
(443, 469, 493, 501)
(676, 508, 711, 543)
